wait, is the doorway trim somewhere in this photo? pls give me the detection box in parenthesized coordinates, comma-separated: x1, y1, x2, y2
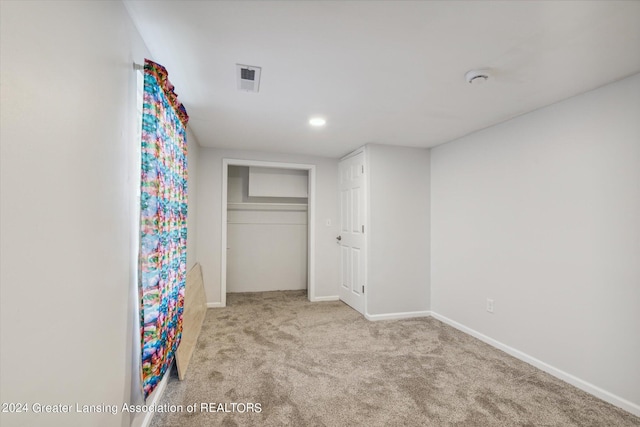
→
(221, 158, 316, 306)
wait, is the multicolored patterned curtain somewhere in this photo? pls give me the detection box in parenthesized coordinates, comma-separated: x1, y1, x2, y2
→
(139, 58, 189, 398)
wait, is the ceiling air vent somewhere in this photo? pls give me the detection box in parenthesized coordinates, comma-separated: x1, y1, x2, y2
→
(236, 64, 261, 93)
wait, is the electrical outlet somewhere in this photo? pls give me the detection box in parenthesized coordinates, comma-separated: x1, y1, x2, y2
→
(486, 298, 494, 313)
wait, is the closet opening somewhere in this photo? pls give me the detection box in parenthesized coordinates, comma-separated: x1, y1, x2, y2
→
(220, 159, 316, 306)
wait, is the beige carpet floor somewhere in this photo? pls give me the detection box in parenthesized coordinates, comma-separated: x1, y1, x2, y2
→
(150, 291, 639, 426)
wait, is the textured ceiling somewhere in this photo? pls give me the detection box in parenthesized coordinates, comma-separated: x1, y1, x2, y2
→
(125, 1, 640, 158)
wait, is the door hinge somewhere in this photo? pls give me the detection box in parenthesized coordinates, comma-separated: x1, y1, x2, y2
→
(362, 165, 364, 173)
(362, 285, 365, 293)
(362, 225, 364, 233)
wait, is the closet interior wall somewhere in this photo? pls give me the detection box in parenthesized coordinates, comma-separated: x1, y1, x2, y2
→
(226, 166, 308, 293)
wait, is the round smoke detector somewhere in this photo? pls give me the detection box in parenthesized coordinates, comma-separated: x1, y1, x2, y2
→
(465, 69, 490, 85)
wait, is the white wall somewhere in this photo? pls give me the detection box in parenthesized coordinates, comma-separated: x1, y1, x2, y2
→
(366, 144, 431, 317)
(197, 148, 339, 303)
(226, 166, 307, 292)
(0, 2, 198, 426)
(186, 127, 200, 270)
(431, 73, 640, 412)
(248, 167, 308, 198)
(228, 165, 307, 205)
(227, 221, 308, 292)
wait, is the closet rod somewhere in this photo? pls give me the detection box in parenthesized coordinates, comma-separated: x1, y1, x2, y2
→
(133, 62, 144, 71)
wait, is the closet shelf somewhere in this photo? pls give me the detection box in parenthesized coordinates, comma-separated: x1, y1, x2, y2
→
(227, 202, 308, 212)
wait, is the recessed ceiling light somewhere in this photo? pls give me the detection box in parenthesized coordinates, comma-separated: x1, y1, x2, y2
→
(309, 117, 326, 127)
(465, 69, 490, 85)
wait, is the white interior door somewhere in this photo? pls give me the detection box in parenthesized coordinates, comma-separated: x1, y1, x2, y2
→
(338, 151, 365, 314)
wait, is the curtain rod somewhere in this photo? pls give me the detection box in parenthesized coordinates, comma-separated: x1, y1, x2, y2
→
(133, 62, 144, 71)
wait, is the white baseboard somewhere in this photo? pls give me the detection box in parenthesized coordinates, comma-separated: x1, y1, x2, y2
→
(139, 365, 171, 427)
(208, 296, 339, 306)
(430, 311, 640, 417)
(310, 295, 340, 302)
(365, 310, 431, 321)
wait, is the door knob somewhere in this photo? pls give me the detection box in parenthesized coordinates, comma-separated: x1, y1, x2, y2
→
(336, 235, 342, 241)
